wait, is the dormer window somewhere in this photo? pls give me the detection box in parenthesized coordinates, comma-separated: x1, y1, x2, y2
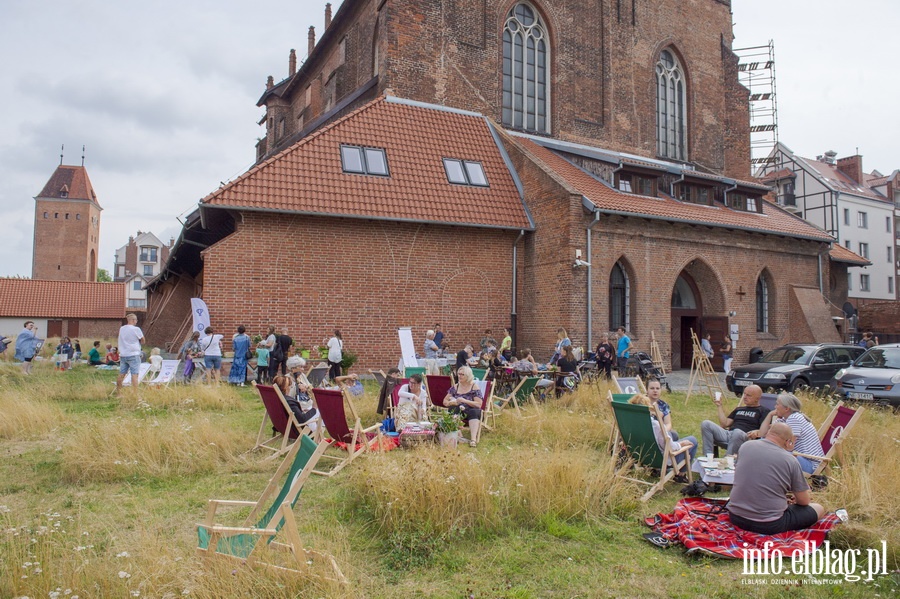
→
(675, 183, 712, 206)
(615, 172, 657, 197)
(726, 191, 762, 213)
(340, 145, 390, 176)
(442, 159, 489, 187)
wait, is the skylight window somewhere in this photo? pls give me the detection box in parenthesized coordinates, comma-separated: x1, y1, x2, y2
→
(443, 159, 489, 187)
(340, 145, 389, 176)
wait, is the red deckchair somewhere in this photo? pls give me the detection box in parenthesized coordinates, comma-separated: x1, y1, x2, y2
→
(310, 387, 383, 477)
(250, 382, 315, 460)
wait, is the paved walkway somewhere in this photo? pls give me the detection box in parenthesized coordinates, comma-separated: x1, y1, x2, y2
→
(662, 369, 728, 392)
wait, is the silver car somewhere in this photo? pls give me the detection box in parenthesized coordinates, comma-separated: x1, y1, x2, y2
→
(831, 343, 900, 407)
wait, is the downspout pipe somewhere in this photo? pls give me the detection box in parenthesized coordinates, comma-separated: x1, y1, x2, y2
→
(585, 203, 601, 351)
(722, 181, 738, 207)
(511, 229, 525, 351)
(670, 173, 686, 198)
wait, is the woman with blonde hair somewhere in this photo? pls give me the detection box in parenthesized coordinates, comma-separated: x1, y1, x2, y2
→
(551, 327, 571, 365)
(444, 365, 484, 447)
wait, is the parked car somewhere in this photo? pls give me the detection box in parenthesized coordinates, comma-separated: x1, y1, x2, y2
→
(830, 343, 900, 407)
(726, 344, 865, 395)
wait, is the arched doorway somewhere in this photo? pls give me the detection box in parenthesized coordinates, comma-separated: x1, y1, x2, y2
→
(670, 273, 701, 369)
(669, 261, 727, 370)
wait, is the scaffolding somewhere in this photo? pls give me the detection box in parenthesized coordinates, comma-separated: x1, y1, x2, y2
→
(735, 40, 778, 168)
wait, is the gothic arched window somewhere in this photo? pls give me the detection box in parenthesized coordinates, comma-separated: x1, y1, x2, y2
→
(610, 262, 630, 331)
(756, 275, 769, 333)
(656, 49, 686, 161)
(502, 3, 549, 133)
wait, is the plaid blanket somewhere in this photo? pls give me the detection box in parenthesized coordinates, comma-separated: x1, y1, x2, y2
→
(644, 497, 843, 559)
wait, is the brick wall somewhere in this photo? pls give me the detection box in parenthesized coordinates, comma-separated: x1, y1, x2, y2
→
(260, 0, 749, 177)
(196, 212, 520, 371)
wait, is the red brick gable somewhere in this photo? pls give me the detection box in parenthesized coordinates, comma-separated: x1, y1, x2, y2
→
(37, 165, 100, 206)
(512, 137, 834, 242)
(202, 96, 532, 230)
(0, 279, 124, 319)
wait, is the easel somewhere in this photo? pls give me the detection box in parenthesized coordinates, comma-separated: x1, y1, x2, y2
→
(649, 331, 667, 378)
(684, 328, 726, 404)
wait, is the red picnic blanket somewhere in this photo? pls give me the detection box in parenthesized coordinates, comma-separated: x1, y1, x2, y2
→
(644, 497, 843, 559)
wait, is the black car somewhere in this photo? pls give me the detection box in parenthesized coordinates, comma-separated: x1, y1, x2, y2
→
(726, 344, 865, 395)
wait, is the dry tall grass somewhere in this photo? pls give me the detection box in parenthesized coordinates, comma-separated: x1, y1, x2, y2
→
(117, 383, 246, 412)
(0, 384, 65, 440)
(60, 413, 246, 483)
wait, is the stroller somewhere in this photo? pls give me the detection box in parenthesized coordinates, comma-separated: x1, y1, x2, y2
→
(632, 351, 671, 392)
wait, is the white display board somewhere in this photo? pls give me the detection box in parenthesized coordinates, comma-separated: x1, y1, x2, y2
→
(398, 327, 418, 368)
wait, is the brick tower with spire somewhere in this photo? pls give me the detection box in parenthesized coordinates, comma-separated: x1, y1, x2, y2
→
(32, 163, 102, 281)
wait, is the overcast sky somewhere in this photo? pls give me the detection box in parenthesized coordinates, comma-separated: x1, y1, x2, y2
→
(0, 0, 895, 278)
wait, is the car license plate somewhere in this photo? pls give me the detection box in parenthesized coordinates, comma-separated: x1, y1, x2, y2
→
(848, 392, 874, 400)
(734, 379, 750, 387)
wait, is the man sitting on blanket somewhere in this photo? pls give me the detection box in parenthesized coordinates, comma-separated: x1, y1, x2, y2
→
(700, 384, 770, 456)
(727, 422, 824, 534)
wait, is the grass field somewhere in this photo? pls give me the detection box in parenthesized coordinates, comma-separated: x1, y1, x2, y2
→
(0, 360, 897, 598)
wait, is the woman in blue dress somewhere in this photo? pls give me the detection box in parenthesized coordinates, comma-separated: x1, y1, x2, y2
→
(228, 325, 252, 386)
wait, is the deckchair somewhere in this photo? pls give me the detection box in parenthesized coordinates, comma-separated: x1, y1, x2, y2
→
(310, 387, 383, 477)
(196, 435, 346, 582)
(251, 382, 318, 459)
(368, 369, 388, 386)
(404, 366, 426, 378)
(471, 380, 494, 437)
(305, 364, 330, 388)
(121, 362, 152, 387)
(606, 391, 637, 451)
(388, 378, 410, 419)
(611, 374, 645, 395)
(425, 374, 455, 411)
(609, 398, 692, 502)
(491, 375, 541, 419)
(470, 368, 489, 380)
(794, 401, 863, 478)
(147, 359, 180, 387)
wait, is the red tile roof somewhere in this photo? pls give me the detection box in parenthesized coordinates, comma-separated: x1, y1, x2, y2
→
(37, 165, 101, 207)
(758, 168, 795, 183)
(0, 279, 125, 319)
(202, 96, 532, 230)
(829, 244, 871, 266)
(799, 158, 889, 203)
(512, 138, 834, 241)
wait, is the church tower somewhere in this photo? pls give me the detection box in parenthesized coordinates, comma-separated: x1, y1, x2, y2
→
(32, 164, 102, 281)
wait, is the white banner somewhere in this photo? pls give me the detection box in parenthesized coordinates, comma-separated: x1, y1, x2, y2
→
(190, 298, 211, 334)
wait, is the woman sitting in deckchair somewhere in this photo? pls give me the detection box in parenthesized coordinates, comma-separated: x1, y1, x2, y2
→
(629, 394, 697, 472)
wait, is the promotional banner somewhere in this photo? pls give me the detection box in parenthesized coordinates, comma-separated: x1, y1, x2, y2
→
(190, 298, 211, 334)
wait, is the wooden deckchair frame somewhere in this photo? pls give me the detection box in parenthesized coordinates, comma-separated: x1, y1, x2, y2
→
(310, 387, 383, 477)
(492, 376, 541, 419)
(609, 397, 692, 502)
(250, 382, 318, 459)
(611, 374, 646, 395)
(794, 401, 863, 478)
(196, 436, 346, 583)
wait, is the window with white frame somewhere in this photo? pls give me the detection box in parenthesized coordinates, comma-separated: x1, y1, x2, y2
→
(609, 262, 630, 331)
(847, 272, 852, 291)
(656, 49, 687, 161)
(756, 276, 769, 332)
(858, 242, 869, 259)
(501, 3, 549, 133)
(843, 208, 850, 225)
(889, 277, 895, 295)
(858, 212, 868, 228)
(132, 281, 142, 291)
(888, 246, 893, 263)
(887, 216, 892, 233)
(860, 274, 870, 292)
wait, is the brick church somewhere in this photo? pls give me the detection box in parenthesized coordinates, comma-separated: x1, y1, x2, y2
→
(146, 0, 841, 370)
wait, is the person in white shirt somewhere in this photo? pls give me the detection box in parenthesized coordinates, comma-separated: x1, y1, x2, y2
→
(326, 329, 343, 381)
(116, 313, 145, 393)
(200, 326, 224, 385)
(423, 330, 441, 374)
(396, 373, 429, 422)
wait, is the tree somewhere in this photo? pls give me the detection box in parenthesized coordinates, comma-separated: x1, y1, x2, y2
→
(96, 268, 112, 282)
